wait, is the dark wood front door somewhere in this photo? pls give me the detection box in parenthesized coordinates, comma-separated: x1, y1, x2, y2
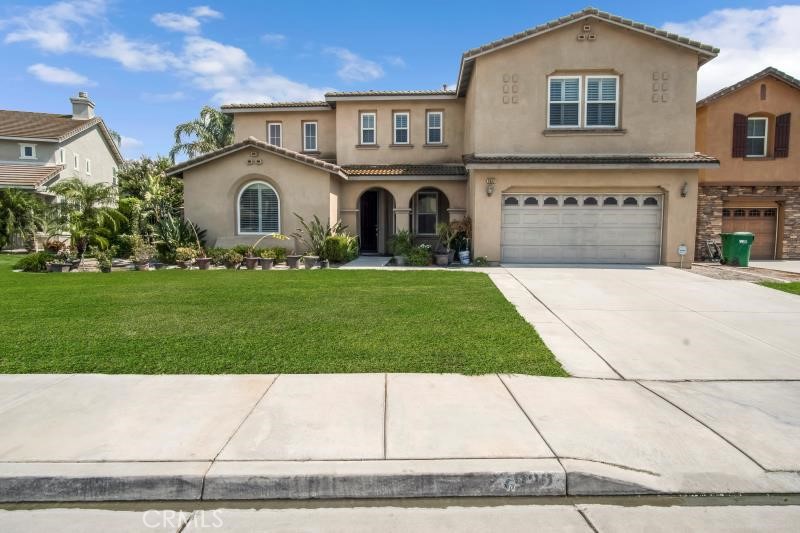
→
(359, 190, 379, 253)
(722, 206, 778, 260)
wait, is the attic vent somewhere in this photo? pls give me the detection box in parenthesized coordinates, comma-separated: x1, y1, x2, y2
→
(250, 151, 258, 157)
(583, 25, 591, 31)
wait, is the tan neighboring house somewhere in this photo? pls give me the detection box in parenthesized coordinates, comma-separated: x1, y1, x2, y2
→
(0, 92, 123, 194)
(168, 7, 721, 266)
(695, 67, 799, 260)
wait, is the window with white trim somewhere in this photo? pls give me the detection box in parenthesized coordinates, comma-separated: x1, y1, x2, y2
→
(267, 123, 282, 146)
(73, 153, 79, 170)
(57, 148, 65, 164)
(548, 77, 580, 127)
(393, 112, 409, 144)
(360, 112, 376, 144)
(85, 158, 92, 175)
(585, 76, 618, 127)
(303, 122, 318, 151)
(416, 191, 438, 235)
(19, 144, 36, 159)
(426, 111, 443, 144)
(238, 182, 280, 234)
(746, 117, 767, 157)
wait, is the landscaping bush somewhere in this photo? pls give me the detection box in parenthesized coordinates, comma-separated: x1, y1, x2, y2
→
(268, 246, 287, 264)
(232, 244, 251, 257)
(406, 244, 432, 266)
(207, 247, 228, 266)
(13, 252, 53, 272)
(321, 235, 358, 263)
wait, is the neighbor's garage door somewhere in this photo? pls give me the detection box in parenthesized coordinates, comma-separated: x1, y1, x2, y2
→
(722, 206, 777, 260)
(501, 193, 663, 264)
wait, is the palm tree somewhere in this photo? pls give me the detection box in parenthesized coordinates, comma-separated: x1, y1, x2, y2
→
(169, 106, 234, 162)
(0, 188, 42, 250)
(49, 178, 126, 256)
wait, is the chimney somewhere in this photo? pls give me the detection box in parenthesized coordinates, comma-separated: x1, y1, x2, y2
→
(70, 91, 95, 120)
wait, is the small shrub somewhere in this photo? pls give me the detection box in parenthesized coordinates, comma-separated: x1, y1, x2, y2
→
(13, 252, 54, 273)
(232, 244, 251, 257)
(473, 256, 489, 267)
(388, 230, 413, 256)
(221, 249, 243, 268)
(175, 247, 198, 262)
(321, 235, 358, 263)
(207, 247, 228, 265)
(406, 244, 432, 266)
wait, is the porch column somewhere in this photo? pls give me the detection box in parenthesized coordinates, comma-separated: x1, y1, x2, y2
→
(341, 208, 359, 236)
(393, 208, 412, 233)
(447, 208, 467, 222)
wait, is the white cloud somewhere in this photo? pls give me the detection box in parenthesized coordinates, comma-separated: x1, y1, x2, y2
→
(27, 63, 95, 86)
(151, 13, 202, 34)
(3, 0, 106, 52)
(324, 47, 384, 82)
(141, 91, 186, 103)
(663, 5, 800, 97)
(261, 33, 287, 47)
(120, 136, 143, 149)
(215, 74, 332, 105)
(90, 33, 178, 71)
(190, 6, 223, 19)
(384, 55, 406, 68)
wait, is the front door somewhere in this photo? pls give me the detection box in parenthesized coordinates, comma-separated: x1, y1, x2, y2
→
(359, 190, 379, 253)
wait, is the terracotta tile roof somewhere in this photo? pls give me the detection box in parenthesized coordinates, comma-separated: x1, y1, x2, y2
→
(0, 110, 123, 163)
(221, 101, 331, 110)
(697, 67, 800, 107)
(463, 153, 720, 166)
(341, 164, 467, 176)
(457, 7, 719, 96)
(325, 90, 456, 98)
(0, 163, 63, 189)
(166, 137, 345, 178)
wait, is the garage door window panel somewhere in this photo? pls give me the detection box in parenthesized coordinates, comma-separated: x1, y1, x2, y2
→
(544, 197, 558, 206)
(603, 197, 618, 206)
(504, 196, 519, 206)
(524, 197, 538, 206)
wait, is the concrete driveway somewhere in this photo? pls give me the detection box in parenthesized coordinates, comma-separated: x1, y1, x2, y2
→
(501, 265, 800, 380)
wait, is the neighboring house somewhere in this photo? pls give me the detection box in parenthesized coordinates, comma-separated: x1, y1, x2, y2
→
(167, 7, 720, 266)
(0, 92, 123, 194)
(695, 67, 799, 260)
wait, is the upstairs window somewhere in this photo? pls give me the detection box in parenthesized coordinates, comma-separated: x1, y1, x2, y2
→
(19, 144, 36, 159)
(585, 76, 618, 127)
(58, 148, 65, 164)
(303, 122, 318, 151)
(548, 77, 580, 127)
(360, 112, 376, 145)
(426, 111, 443, 144)
(746, 117, 767, 157)
(393, 112, 409, 144)
(85, 158, 92, 175)
(267, 123, 282, 147)
(73, 153, 79, 170)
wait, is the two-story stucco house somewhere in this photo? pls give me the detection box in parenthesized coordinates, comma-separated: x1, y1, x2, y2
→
(695, 67, 799, 260)
(168, 8, 720, 266)
(0, 92, 123, 193)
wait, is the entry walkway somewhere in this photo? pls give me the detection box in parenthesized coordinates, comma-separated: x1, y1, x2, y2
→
(340, 255, 391, 268)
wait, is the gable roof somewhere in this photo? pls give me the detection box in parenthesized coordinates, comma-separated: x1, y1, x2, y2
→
(0, 163, 64, 189)
(696, 67, 800, 108)
(456, 7, 719, 96)
(0, 110, 124, 164)
(165, 137, 346, 178)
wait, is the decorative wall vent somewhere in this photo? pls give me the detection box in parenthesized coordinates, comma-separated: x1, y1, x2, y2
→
(577, 25, 596, 41)
(502, 73, 520, 104)
(651, 71, 670, 103)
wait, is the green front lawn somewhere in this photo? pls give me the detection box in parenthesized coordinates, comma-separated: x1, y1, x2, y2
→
(760, 281, 800, 296)
(0, 255, 565, 376)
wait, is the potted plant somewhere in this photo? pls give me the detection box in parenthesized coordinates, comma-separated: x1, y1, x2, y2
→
(175, 247, 197, 269)
(292, 214, 348, 270)
(222, 249, 244, 269)
(47, 249, 74, 273)
(183, 217, 211, 270)
(452, 217, 472, 265)
(406, 243, 433, 266)
(130, 239, 155, 271)
(388, 230, 413, 266)
(258, 248, 275, 270)
(243, 252, 259, 270)
(434, 222, 458, 266)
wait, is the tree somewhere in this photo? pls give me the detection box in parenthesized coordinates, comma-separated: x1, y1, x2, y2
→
(169, 106, 233, 162)
(115, 156, 182, 237)
(49, 178, 126, 255)
(0, 188, 43, 250)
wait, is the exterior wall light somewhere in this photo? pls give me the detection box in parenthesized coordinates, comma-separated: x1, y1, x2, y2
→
(681, 181, 689, 198)
(486, 177, 496, 197)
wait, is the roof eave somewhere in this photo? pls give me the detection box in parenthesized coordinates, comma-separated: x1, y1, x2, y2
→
(465, 161, 719, 170)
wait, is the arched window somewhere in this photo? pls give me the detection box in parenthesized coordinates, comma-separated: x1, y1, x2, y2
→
(524, 196, 538, 206)
(543, 197, 558, 206)
(564, 196, 578, 206)
(643, 197, 659, 206)
(603, 197, 618, 206)
(623, 197, 638, 206)
(238, 182, 280, 234)
(504, 196, 519, 206)
(583, 197, 598, 206)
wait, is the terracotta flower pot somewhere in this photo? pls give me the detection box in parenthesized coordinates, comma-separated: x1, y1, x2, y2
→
(286, 255, 302, 269)
(195, 258, 211, 270)
(244, 257, 259, 270)
(259, 257, 274, 270)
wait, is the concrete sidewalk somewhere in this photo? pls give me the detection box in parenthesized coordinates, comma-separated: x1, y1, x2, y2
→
(1, 373, 799, 502)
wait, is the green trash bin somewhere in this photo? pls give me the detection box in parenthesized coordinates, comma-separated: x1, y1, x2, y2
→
(720, 232, 755, 267)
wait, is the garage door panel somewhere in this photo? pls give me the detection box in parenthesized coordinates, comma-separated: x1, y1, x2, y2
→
(501, 194, 662, 264)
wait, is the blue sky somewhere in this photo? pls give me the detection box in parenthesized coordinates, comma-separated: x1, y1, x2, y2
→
(1, 0, 797, 159)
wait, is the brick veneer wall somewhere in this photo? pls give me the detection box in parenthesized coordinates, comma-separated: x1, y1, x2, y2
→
(696, 185, 800, 260)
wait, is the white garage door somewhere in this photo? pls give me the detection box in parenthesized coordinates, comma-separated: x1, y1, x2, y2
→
(501, 193, 663, 264)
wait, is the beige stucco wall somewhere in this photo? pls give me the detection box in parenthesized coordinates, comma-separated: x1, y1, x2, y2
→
(465, 19, 700, 155)
(468, 168, 699, 267)
(333, 100, 465, 165)
(181, 147, 342, 249)
(697, 77, 800, 184)
(231, 110, 337, 159)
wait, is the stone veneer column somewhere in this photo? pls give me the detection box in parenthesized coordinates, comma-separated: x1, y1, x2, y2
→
(782, 186, 800, 259)
(695, 185, 724, 260)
